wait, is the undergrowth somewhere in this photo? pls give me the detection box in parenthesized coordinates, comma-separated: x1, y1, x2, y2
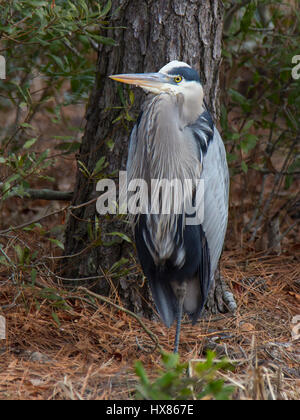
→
(135, 351, 235, 400)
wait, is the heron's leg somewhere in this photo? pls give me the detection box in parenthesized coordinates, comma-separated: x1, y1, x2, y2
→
(173, 281, 187, 354)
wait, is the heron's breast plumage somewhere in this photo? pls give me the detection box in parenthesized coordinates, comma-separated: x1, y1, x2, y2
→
(128, 94, 203, 265)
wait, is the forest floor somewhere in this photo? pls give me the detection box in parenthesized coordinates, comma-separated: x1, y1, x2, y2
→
(0, 246, 299, 400)
(0, 105, 299, 400)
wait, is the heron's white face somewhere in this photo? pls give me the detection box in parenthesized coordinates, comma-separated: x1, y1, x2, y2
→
(158, 61, 204, 123)
(109, 60, 204, 123)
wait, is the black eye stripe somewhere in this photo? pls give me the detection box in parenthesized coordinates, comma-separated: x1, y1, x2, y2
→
(168, 66, 201, 83)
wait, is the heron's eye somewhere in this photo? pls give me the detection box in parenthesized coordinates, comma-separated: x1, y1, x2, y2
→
(174, 76, 183, 83)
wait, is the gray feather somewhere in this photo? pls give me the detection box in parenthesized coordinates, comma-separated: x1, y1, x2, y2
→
(201, 127, 229, 279)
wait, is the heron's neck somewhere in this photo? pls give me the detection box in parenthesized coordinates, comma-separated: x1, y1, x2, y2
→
(139, 94, 202, 182)
(177, 84, 204, 125)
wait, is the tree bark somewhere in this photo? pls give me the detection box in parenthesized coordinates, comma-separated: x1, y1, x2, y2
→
(63, 0, 227, 318)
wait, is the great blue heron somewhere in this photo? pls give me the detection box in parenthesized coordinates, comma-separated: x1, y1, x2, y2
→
(110, 61, 229, 353)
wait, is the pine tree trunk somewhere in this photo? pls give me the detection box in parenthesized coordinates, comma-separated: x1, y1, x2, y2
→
(64, 0, 229, 318)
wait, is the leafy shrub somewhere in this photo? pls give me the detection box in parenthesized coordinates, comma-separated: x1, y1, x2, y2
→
(135, 351, 235, 400)
(0, 0, 114, 201)
(221, 0, 299, 245)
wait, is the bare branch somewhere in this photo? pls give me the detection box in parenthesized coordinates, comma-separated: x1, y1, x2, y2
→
(1, 184, 73, 201)
(0, 205, 69, 235)
(24, 189, 73, 201)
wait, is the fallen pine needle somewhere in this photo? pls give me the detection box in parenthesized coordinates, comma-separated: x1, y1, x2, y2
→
(78, 286, 163, 353)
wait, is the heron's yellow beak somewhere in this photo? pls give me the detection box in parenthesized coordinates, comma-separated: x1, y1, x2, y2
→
(109, 72, 170, 90)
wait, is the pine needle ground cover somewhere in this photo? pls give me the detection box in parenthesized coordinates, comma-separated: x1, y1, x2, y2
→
(0, 242, 299, 400)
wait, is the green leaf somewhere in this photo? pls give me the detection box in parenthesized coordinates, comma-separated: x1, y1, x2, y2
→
(20, 123, 35, 130)
(78, 161, 91, 178)
(135, 361, 149, 387)
(89, 34, 117, 46)
(135, 351, 235, 400)
(129, 90, 135, 105)
(241, 133, 258, 153)
(284, 174, 293, 190)
(241, 161, 248, 173)
(242, 119, 254, 132)
(48, 54, 65, 71)
(109, 257, 129, 273)
(23, 223, 43, 232)
(100, 0, 112, 17)
(229, 88, 249, 106)
(105, 232, 132, 244)
(240, 1, 256, 33)
(55, 141, 81, 152)
(161, 352, 180, 369)
(106, 138, 115, 151)
(48, 238, 65, 250)
(14, 244, 24, 264)
(229, 132, 240, 141)
(156, 371, 178, 388)
(215, 385, 236, 401)
(23, 138, 38, 149)
(227, 153, 237, 163)
(31, 268, 37, 284)
(220, 105, 228, 132)
(0, 256, 10, 267)
(92, 156, 108, 176)
(7, 174, 20, 184)
(117, 84, 126, 106)
(51, 311, 61, 327)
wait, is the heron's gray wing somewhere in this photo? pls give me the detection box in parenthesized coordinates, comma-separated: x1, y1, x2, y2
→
(126, 112, 143, 172)
(202, 127, 229, 277)
(126, 124, 137, 172)
(190, 112, 229, 278)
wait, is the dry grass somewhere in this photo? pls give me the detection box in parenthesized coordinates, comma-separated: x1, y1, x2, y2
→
(0, 244, 299, 400)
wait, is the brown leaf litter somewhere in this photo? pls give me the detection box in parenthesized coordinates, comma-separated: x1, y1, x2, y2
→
(0, 246, 299, 400)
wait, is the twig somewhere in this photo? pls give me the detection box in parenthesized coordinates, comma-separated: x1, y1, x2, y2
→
(42, 245, 91, 260)
(64, 293, 99, 311)
(78, 286, 163, 352)
(248, 27, 274, 32)
(0, 197, 98, 234)
(0, 185, 73, 201)
(0, 245, 16, 267)
(223, 0, 252, 34)
(0, 289, 22, 310)
(42, 263, 104, 284)
(135, 337, 153, 354)
(250, 138, 298, 242)
(24, 189, 73, 201)
(79, 26, 99, 51)
(70, 197, 98, 210)
(62, 39, 82, 58)
(0, 205, 69, 234)
(244, 174, 267, 233)
(252, 169, 300, 175)
(265, 221, 297, 255)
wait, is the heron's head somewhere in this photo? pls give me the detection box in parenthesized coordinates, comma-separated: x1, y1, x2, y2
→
(110, 61, 204, 122)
